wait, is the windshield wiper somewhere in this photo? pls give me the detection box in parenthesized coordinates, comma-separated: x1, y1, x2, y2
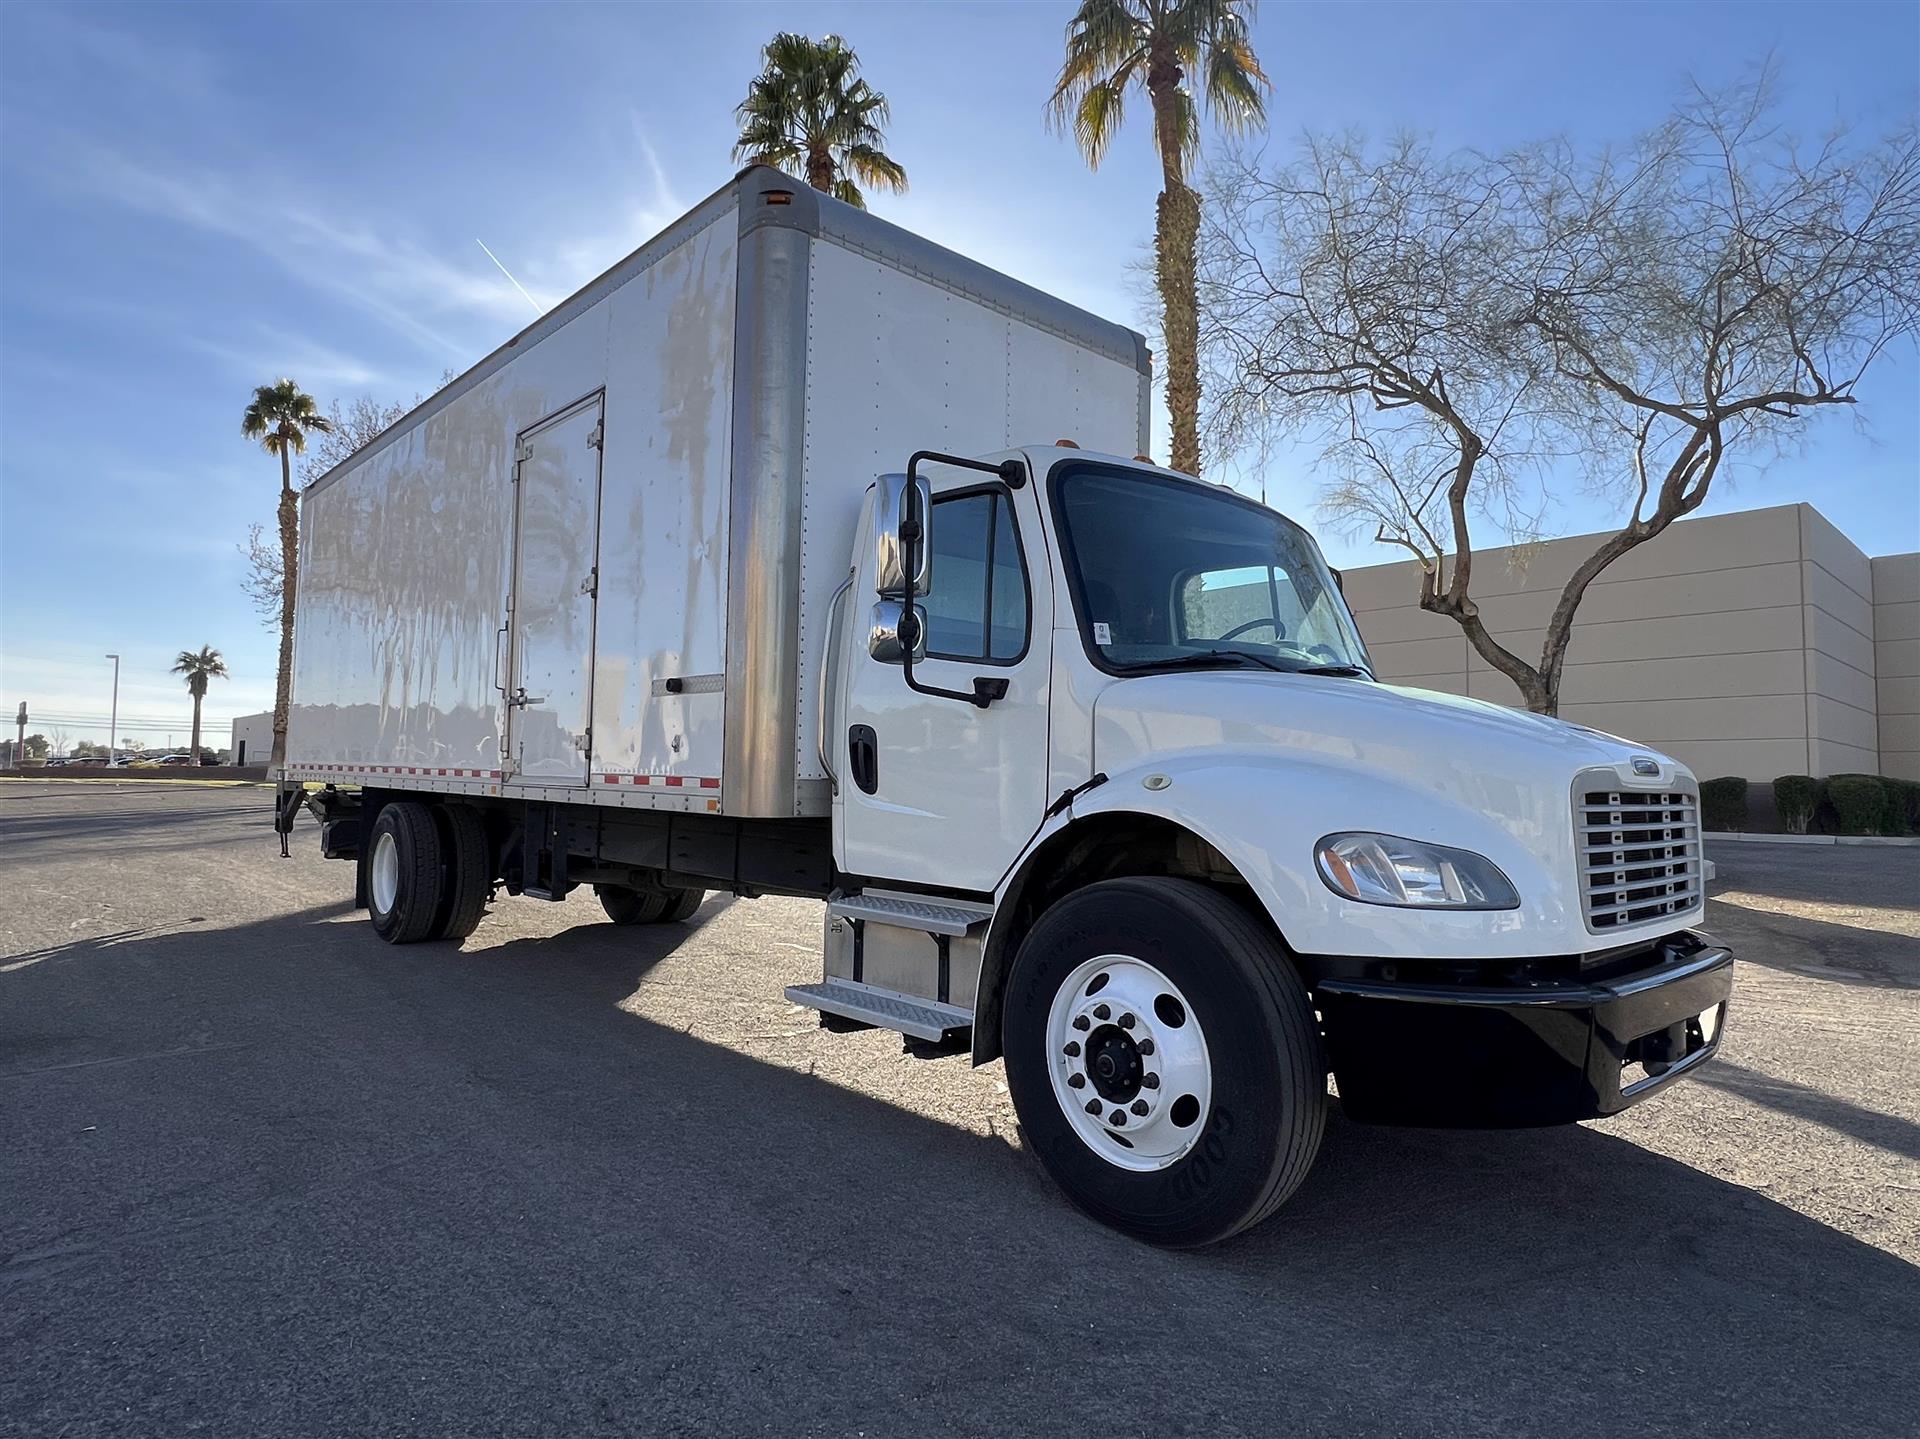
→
(1291, 663, 1374, 679)
(1115, 649, 1291, 674)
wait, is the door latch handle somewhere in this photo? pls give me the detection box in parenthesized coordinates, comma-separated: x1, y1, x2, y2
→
(507, 688, 546, 709)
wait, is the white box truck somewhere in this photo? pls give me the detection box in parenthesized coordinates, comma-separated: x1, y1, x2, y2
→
(282, 166, 1732, 1246)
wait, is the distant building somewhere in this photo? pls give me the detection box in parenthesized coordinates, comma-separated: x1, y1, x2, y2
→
(1342, 503, 1919, 782)
(229, 711, 273, 768)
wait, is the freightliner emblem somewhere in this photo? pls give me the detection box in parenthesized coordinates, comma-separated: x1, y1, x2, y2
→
(1631, 756, 1660, 777)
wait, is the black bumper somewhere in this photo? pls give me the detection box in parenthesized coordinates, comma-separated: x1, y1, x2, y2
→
(1315, 936, 1733, 1127)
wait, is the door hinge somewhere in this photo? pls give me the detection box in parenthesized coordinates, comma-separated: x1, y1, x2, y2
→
(579, 565, 598, 599)
(573, 727, 592, 752)
(586, 422, 603, 450)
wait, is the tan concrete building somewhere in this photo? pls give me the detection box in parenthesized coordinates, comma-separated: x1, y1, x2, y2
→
(1339, 503, 1920, 783)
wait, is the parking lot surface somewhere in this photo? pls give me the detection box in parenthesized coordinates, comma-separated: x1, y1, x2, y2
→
(3, 780, 1917, 1437)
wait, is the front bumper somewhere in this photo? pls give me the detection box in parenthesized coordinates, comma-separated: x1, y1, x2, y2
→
(1314, 935, 1732, 1127)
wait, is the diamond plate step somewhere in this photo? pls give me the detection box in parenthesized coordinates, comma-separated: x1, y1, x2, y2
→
(786, 979, 972, 1041)
(827, 893, 991, 937)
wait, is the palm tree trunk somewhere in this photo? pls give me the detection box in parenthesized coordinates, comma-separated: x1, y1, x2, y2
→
(189, 693, 203, 765)
(805, 147, 835, 193)
(1148, 66, 1202, 477)
(272, 446, 298, 769)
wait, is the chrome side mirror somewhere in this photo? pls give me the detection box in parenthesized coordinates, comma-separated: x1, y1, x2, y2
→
(867, 600, 927, 664)
(873, 473, 932, 599)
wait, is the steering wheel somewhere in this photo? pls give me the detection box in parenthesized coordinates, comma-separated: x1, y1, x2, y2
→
(1220, 617, 1285, 642)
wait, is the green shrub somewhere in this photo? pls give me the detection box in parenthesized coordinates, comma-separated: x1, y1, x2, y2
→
(1772, 775, 1819, 833)
(1882, 776, 1920, 836)
(1826, 774, 1890, 836)
(1699, 776, 1749, 831)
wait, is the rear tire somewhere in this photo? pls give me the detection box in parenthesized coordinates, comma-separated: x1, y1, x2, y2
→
(1002, 877, 1325, 1247)
(367, 802, 446, 945)
(596, 877, 705, 925)
(597, 882, 669, 925)
(657, 886, 705, 923)
(433, 804, 491, 941)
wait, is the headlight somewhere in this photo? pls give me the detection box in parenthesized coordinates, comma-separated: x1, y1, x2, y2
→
(1315, 832, 1519, 910)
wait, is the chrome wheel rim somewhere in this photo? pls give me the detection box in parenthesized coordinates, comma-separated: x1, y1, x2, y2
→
(1045, 953, 1212, 1172)
(371, 831, 399, 915)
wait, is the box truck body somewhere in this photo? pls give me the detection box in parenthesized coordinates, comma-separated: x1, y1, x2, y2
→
(281, 167, 1732, 1247)
(287, 168, 1148, 815)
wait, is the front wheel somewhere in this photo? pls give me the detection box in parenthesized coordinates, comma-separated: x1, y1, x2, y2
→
(1002, 878, 1326, 1247)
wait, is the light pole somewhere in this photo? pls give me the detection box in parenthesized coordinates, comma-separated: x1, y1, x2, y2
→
(105, 654, 120, 763)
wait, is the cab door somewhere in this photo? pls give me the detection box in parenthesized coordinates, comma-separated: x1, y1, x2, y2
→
(835, 470, 1052, 892)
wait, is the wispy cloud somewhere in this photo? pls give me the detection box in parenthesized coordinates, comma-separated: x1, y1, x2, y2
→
(183, 330, 390, 389)
(46, 137, 530, 359)
(523, 113, 689, 295)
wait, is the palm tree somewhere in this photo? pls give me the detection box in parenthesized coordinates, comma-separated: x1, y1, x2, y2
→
(1050, 0, 1268, 477)
(241, 379, 331, 767)
(733, 32, 907, 209)
(172, 646, 230, 766)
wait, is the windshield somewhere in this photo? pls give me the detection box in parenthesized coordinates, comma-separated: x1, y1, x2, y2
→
(1052, 466, 1371, 676)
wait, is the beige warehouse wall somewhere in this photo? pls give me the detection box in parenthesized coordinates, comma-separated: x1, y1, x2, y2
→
(1341, 503, 1906, 783)
(1875, 552, 1920, 781)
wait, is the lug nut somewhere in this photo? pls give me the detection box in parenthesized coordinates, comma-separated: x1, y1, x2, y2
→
(1068, 1073, 1085, 1089)
(1138, 1038, 1155, 1056)
(1131, 1099, 1149, 1116)
(1064, 1041, 1081, 1057)
(1142, 1073, 1160, 1089)
(1110, 1109, 1127, 1126)
(1072, 1015, 1090, 1032)
(1085, 1099, 1101, 1115)
(1119, 1012, 1135, 1029)
(1093, 1003, 1111, 1021)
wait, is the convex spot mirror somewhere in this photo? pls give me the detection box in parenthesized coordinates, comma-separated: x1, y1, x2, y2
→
(873, 472, 932, 600)
(868, 600, 927, 665)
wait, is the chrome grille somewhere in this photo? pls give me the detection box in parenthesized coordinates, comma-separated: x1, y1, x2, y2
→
(1575, 779, 1702, 932)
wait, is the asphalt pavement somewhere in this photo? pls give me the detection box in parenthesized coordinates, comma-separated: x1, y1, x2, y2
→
(3, 779, 1916, 1437)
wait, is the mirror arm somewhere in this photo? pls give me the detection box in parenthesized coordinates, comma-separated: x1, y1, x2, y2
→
(899, 450, 1028, 710)
(897, 611, 1006, 709)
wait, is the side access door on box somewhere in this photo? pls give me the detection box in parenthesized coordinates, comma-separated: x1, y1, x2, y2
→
(503, 393, 604, 785)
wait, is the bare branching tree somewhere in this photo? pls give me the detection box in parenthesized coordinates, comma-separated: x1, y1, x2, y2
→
(1199, 67, 1920, 713)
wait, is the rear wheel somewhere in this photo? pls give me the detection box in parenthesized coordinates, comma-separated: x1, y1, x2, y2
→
(367, 802, 446, 945)
(1002, 877, 1325, 1247)
(432, 804, 491, 941)
(596, 876, 706, 925)
(597, 882, 669, 926)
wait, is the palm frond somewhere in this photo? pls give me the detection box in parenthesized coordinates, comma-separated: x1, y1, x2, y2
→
(841, 142, 907, 193)
(1203, 27, 1269, 131)
(242, 378, 327, 453)
(734, 30, 907, 201)
(1072, 77, 1130, 170)
(831, 177, 867, 210)
(1048, 0, 1149, 143)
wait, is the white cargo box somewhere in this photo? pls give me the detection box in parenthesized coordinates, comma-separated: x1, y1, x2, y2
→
(286, 166, 1149, 817)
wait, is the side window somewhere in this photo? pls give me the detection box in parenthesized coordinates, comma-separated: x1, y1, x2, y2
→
(923, 490, 1029, 664)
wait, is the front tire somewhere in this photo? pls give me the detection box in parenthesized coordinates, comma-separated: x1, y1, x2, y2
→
(367, 802, 446, 945)
(1002, 878, 1325, 1247)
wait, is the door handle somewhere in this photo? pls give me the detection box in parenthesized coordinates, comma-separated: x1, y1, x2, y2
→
(507, 688, 546, 709)
(848, 724, 878, 795)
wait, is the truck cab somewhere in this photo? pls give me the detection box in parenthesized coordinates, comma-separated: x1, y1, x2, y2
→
(795, 442, 1730, 1244)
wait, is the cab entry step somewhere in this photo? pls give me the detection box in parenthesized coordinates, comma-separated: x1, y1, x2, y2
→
(787, 978, 971, 1041)
(826, 893, 991, 936)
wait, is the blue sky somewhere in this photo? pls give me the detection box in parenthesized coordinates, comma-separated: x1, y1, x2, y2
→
(2, 0, 1916, 747)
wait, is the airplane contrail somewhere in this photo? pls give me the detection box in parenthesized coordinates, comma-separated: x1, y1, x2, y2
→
(475, 238, 543, 313)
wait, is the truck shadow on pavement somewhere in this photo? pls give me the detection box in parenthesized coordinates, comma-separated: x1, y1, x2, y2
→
(4, 902, 1916, 1437)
